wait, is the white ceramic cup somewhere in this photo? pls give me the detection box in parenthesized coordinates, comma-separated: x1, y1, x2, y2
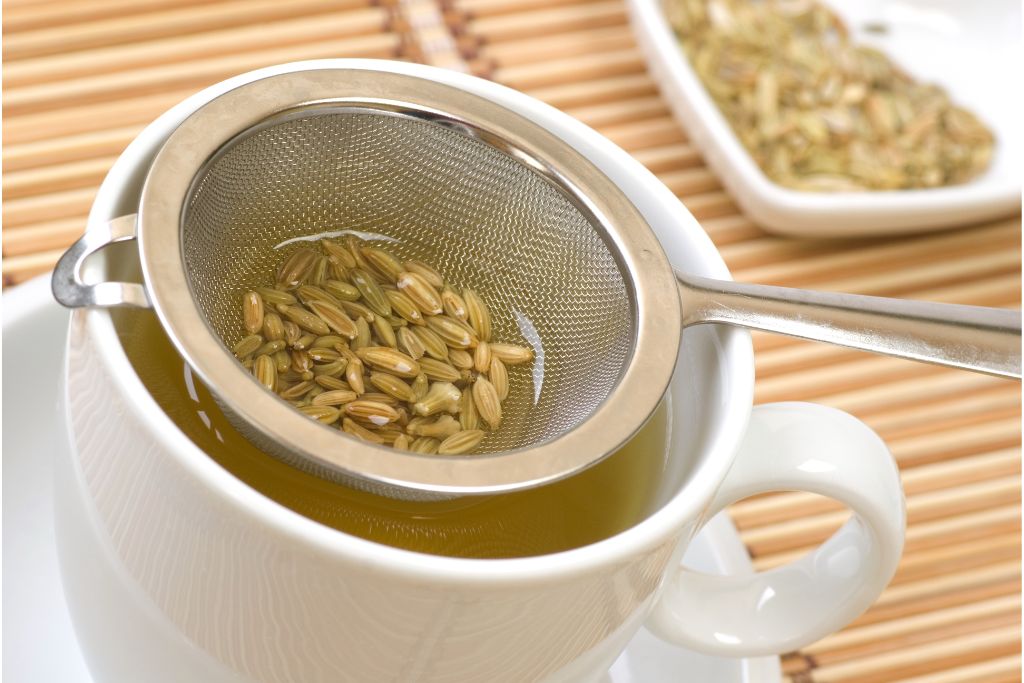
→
(56, 60, 905, 683)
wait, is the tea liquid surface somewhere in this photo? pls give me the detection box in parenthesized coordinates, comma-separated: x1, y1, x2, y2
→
(115, 311, 669, 558)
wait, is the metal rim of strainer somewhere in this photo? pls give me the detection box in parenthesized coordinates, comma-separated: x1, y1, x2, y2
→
(138, 68, 681, 495)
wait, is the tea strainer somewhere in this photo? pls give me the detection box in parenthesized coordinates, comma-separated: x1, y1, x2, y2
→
(53, 67, 1020, 499)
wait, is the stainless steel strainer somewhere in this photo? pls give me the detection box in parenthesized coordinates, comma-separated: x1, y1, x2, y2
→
(53, 67, 1020, 499)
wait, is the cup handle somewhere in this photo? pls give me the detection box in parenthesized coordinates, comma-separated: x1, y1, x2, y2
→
(647, 401, 905, 657)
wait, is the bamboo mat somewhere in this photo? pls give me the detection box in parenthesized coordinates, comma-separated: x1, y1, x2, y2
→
(2, 1, 1021, 681)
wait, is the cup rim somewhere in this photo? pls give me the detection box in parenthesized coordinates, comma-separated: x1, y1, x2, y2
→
(76, 59, 755, 583)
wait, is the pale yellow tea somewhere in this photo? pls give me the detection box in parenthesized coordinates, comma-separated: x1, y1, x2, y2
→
(114, 310, 669, 559)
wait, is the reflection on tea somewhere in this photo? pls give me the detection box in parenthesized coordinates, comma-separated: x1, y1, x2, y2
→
(115, 310, 669, 559)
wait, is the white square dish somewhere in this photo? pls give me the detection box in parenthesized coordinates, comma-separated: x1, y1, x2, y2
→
(627, 0, 1022, 236)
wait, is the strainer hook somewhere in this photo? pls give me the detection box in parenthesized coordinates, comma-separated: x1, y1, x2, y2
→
(53, 214, 150, 309)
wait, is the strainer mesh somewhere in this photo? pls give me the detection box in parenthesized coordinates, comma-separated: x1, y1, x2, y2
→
(182, 110, 634, 453)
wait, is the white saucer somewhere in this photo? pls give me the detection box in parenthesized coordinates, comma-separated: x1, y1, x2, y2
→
(1, 275, 781, 683)
(628, 0, 1022, 235)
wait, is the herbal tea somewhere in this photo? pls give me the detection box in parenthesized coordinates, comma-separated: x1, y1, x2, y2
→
(114, 310, 669, 559)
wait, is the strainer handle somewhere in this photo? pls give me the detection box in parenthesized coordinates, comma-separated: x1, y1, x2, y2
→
(677, 274, 1021, 379)
(52, 214, 150, 309)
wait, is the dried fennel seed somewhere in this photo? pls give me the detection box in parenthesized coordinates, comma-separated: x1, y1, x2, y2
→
(235, 238, 534, 455)
(667, 0, 995, 191)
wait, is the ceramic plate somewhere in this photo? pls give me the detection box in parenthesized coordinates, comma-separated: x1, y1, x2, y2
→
(627, 0, 1022, 236)
(1, 275, 780, 683)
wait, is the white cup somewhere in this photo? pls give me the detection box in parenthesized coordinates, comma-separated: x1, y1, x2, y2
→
(57, 60, 905, 683)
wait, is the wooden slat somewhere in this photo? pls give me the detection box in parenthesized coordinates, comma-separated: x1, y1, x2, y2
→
(3, 126, 141, 170)
(454, 0, 591, 19)
(471, 1, 626, 42)
(2, 0, 65, 7)
(3, 156, 117, 200)
(805, 594, 1020, 661)
(658, 166, 723, 196)
(857, 560, 1021, 627)
(566, 96, 669, 130)
(630, 142, 703, 173)
(4, 32, 400, 116)
(680, 190, 740, 220)
(892, 533, 1021, 585)
(2, 0, 369, 60)
(2, 0, 65, 9)
(753, 517, 1021, 575)
(4, 0, 232, 34)
(700, 213, 765, 244)
(719, 236, 837, 271)
(741, 478, 1020, 557)
(4, 8, 387, 89)
(728, 240, 1021, 292)
(815, 250, 1021, 298)
(755, 355, 937, 404)
(896, 655, 1022, 683)
(731, 447, 1021, 530)
(809, 625, 1020, 682)
(889, 416, 1021, 469)
(816, 370, 1010, 417)
(2, 187, 97, 230)
(866, 390, 1021, 440)
(527, 73, 658, 110)
(757, 505, 1021, 573)
(735, 221, 1019, 286)
(600, 117, 687, 151)
(904, 505, 1022, 554)
(479, 25, 635, 66)
(492, 48, 645, 90)
(3, 89, 196, 144)
(2, 247, 67, 286)
(3, 218, 89, 257)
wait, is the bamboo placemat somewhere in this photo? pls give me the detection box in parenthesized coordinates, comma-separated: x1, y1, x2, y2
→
(2, 1, 1020, 681)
